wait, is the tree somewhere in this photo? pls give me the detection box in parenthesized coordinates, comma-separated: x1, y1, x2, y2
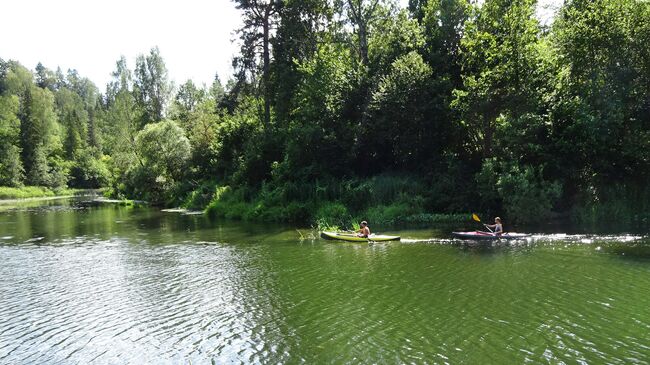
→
(0, 94, 24, 186)
(129, 120, 191, 203)
(549, 0, 650, 208)
(105, 56, 133, 105)
(35, 62, 57, 91)
(364, 51, 448, 171)
(55, 87, 88, 160)
(136, 120, 190, 177)
(344, 0, 382, 67)
(234, 0, 282, 126)
(421, 0, 469, 89)
(210, 74, 226, 105)
(408, 0, 428, 21)
(368, 9, 424, 74)
(134, 47, 172, 125)
(185, 99, 221, 175)
(20, 86, 64, 187)
(287, 43, 358, 177)
(270, 0, 332, 124)
(453, 0, 542, 158)
(170, 79, 206, 123)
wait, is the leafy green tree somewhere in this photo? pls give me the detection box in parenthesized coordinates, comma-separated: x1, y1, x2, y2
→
(343, 0, 382, 67)
(169, 79, 206, 123)
(287, 43, 358, 178)
(214, 98, 259, 174)
(270, 0, 332, 125)
(0, 94, 24, 186)
(421, 0, 468, 89)
(476, 159, 561, 225)
(368, 9, 424, 75)
(184, 99, 221, 175)
(20, 86, 65, 187)
(551, 0, 650, 199)
(55, 87, 88, 160)
(134, 47, 172, 125)
(64, 70, 101, 151)
(35, 62, 57, 91)
(2, 61, 33, 98)
(128, 120, 191, 203)
(103, 87, 142, 176)
(68, 149, 109, 188)
(105, 56, 132, 104)
(234, 0, 282, 126)
(364, 51, 448, 171)
(408, 0, 428, 21)
(136, 120, 191, 178)
(453, 0, 542, 158)
(54, 67, 67, 90)
(210, 74, 226, 105)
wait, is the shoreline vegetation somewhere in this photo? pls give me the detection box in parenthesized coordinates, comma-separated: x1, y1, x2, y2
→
(0, 186, 88, 201)
(196, 175, 471, 230)
(1, 0, 649, 231)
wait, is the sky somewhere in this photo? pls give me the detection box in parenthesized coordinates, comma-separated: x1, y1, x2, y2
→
(1, 0, 562, 92)
(1, 0, 243, 90)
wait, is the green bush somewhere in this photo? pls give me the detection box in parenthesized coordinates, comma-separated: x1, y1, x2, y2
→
(118, 120, 192, 205)
(572, 185, 650, 231)
(476, 160, 561, 225)
(69, 151, 110, 188)
(361, 200, 423, 226)
(315, 202, 351, 230)
(182, 181, 218, 210)
(497, 165, 561, 225)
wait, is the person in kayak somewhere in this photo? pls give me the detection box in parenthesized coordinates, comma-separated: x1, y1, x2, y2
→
(356, 221, 370, 238)
(485, 217, 503, 235)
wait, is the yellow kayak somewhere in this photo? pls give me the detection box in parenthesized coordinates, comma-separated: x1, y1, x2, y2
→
(320, 231, 401, 242)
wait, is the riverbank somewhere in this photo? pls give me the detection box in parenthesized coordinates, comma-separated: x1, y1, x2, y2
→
(0, 186, 92, 201)
(183, 176, 470, 229)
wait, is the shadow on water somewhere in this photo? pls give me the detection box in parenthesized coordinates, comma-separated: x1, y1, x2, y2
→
(0, 196, 298, 246)
(599, 240, 650, 262)
(453, 240, 536, 258)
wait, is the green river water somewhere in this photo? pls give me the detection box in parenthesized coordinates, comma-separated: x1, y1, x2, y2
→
(0, 197, 649, 364)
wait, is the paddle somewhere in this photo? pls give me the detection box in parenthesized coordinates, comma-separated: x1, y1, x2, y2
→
(472, 213, 493, 233)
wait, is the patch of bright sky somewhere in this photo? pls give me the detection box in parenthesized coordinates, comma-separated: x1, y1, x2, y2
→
(1, 0, 242, 91)
(1, 0, 562, 92)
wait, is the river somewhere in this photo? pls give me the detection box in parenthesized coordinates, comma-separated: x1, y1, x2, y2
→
(0, 197, 649, 364)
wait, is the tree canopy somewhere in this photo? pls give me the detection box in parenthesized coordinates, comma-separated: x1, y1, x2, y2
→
(1, 0, 648, 228)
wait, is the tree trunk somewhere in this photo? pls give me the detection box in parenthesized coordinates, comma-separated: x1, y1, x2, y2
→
(263, 7, 271, 126)
(358, 23, 369, 67)
(483, 117, 493, 159)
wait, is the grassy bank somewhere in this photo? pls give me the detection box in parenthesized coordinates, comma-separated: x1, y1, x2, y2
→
(195, 174, 469, 229)
(0, 186, 86, 200)
(570, 186, 650, 232)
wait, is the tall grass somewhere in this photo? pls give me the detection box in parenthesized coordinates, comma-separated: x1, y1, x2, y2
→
(0, 186, 81, 200)
(201, 173, 468, 227)
(572, 185, 650, 231)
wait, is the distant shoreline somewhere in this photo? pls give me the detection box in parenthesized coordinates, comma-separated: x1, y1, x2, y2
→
(0, 195, 77, 205)
(0, 190, 100, 205)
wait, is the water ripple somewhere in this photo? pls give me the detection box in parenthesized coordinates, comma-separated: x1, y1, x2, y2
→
(0, 224, 649, 363)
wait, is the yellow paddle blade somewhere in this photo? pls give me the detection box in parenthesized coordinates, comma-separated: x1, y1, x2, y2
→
(472, 213, 481, 222)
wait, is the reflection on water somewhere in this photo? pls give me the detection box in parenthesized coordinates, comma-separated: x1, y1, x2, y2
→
(0, 198, 649, 364)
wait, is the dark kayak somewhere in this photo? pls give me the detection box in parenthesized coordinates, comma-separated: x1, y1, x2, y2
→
(452, 231, 531, 240)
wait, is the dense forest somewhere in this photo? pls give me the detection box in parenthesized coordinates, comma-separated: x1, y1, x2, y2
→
(1, 0, 649, 229)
